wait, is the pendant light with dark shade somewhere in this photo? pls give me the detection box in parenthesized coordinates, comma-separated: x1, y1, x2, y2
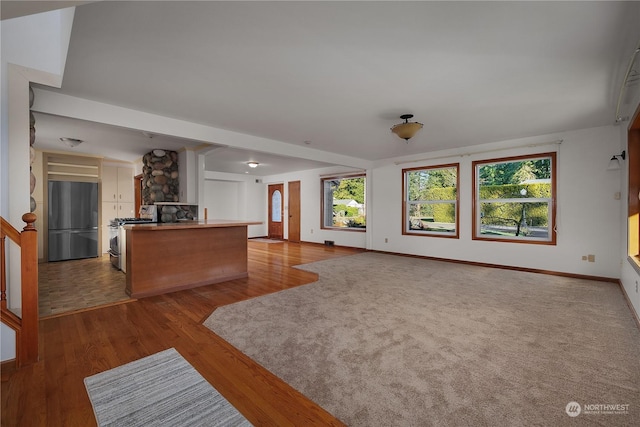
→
(391, 114, 423, 142)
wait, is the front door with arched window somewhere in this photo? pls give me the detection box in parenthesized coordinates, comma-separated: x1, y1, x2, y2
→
(268, 183, 284, 239)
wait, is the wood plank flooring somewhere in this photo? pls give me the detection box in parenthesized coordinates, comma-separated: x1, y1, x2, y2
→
(2, 241, 363, 426)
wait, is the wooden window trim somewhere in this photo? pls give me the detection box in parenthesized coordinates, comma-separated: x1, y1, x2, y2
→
(627, 104, 640, 271)
(402, 163, 460, 239)
(320, 173, 366, 232)
(472, 152, 557, 245)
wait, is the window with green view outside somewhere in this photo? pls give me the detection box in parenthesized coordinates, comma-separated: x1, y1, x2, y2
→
(403, 164, 459, 237)
(321, 175, 366, 230)
(473, 152, 556, 244)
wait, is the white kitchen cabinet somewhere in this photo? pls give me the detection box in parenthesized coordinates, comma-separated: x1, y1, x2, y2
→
(102, 201, 135, 218)
(117, 202, 134, 217)
(102, 165, 134, 203)
(117, 167, 134, 202)
(101, 165, 135, 253)
(102, 166, 118, 201)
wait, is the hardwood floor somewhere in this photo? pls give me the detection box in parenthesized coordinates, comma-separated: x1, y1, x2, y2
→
(2, 241, 363, 426)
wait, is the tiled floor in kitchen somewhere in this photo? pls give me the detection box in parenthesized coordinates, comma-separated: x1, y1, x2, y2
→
(38, 256, 133, 318)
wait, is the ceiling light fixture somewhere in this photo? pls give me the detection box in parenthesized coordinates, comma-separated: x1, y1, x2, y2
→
(391, 114, 423, 142)
(607, 150, 626, 170)
(247, 161, 259, 168)
(59, 137, 83, 148)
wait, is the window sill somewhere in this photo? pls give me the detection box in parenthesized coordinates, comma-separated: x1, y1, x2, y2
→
(472, 235, 556, 245)
(404, 231, 459, 239)
(321, 227, 366, 233)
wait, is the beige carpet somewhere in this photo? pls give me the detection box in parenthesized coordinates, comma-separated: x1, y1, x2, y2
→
(204, 252, 640, 426)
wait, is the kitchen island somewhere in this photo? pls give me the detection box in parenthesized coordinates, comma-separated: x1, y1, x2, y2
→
(124, 219, 261, 298)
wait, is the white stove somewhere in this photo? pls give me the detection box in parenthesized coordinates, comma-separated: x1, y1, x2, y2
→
(108, 217, 154, 271)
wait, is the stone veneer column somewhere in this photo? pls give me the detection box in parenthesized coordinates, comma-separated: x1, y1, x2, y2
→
(141, 149, 179, 204)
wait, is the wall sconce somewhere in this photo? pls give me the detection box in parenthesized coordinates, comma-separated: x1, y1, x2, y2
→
(607, 150, 626, 170)
(247, 161, 259, 168)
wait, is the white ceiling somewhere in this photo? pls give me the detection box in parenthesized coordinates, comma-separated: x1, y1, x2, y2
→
(203, 146, 337, 177)
(19, 1, 640, 173)
(32, 112, 212, 161)
(31, 111, 336, 175)
(0, 1, 95, 20)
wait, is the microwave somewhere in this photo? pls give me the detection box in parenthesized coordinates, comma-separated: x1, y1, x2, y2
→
(139, 205, 158, 222)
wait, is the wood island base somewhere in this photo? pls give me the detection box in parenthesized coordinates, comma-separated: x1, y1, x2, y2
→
(125, 220, 260, 298)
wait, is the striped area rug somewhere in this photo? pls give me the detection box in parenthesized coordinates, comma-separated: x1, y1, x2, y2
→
(84, 348, 251, 427)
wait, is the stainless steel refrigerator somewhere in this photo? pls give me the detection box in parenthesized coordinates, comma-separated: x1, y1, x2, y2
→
(48, 181, 99, 262)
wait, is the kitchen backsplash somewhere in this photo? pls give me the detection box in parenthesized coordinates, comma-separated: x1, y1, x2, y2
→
(156, 203, 198, 223)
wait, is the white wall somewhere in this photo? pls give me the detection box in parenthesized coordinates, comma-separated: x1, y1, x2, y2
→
(621, 257, 640, 320)
(0, 8, 75, 362)
(202, 171, 267, 237)
(265, 166, 368, 248)
(619, 82, 640, 318)
(178, 149, 197, 203)
(244, 177, 267, 237)
(370, 125, 623, 278)
(204, 180, 240, 219)
(32, 89, 370, 172)
(32, 151, 45, 260)
(2, 2, 637, 363)
(1, 8, 75, 218)
(258, 124, 627, 280)
(204, 165, 370, 247)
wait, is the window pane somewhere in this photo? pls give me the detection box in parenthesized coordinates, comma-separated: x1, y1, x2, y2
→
(479, 158, 551, 186)
(404, 164, 458, 237)
(407, 168, 457, 201)
(321, 175, 366, 230)
(323, 180, 336, 227)
(407, 171, 429, 201)
(409, 203, 456, 233)
(474, 153, 555, 244)
(479, 201, 549, 239)
(479, 181, 551, 200)
(271, 190, 282, 223)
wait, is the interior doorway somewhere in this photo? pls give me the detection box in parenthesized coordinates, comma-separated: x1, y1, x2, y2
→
(268, 183, 284, 239)
(288, 181, 301, 243)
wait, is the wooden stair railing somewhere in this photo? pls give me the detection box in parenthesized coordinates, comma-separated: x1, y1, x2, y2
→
(1, 213, 38, 367)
